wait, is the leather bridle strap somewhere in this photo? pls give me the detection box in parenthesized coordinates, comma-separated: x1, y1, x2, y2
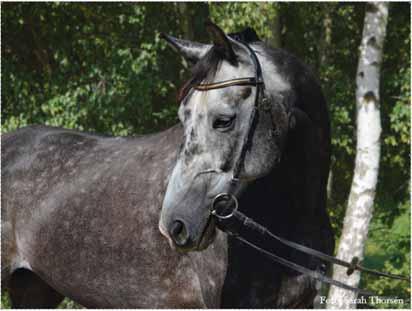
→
(225, 209, 410, 282)
(235, 236, 409, 304)
(210, 194, 410, 298)
(211, 204, 410, 296)
(233, 234, 376, 297)
(194, 77, 262, 91)
(231, 41, 264, 183)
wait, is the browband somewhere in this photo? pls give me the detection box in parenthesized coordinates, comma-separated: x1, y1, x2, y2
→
(194, 77, 262, 91)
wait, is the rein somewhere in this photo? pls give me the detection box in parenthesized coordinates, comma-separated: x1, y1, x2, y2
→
(190, 37, 410, 298)
(210, 195, 409, 297)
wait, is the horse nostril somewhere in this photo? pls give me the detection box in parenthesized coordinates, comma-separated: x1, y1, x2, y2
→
(170, 220, 190, 247)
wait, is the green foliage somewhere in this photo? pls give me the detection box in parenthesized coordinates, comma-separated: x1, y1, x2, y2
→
(58, 298, 84, 309)
(1, 292, 11, 309)
(2, 3, 184, 136)
(1, 2, 410, 309)
(0, 292, 84, 309)
(360, 201, 411, 308)
(209, 2, 279, 43)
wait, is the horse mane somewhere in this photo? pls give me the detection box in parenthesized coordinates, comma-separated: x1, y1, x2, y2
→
(177, 27, 261, 102)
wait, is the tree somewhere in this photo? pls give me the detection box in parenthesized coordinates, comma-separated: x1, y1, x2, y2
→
(259, 2, 281, 48)
(177, 2, 210, 41)
(327, 3, 389, 309)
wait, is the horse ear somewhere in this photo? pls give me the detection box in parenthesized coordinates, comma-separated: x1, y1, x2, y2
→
(205, 21, 237, 65)
(161, 34, 211, 64)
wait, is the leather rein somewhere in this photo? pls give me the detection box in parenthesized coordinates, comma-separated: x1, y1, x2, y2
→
(191, 39, 410, 298)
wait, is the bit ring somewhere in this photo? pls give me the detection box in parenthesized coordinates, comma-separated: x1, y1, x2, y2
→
(211, 193, 238, 219)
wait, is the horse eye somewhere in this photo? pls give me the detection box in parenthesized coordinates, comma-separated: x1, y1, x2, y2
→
(213, 115, 236, 131)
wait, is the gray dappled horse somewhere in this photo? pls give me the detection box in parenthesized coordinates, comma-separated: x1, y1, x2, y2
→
(1, 23, 333, 308)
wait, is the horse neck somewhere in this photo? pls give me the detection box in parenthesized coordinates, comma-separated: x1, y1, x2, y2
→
(238, 165, 295, 236)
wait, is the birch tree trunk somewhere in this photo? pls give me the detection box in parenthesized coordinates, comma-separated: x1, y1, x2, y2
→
(327, 2, 388, 309)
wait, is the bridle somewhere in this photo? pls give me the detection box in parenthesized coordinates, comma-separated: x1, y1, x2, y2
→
(190, 38, 409, 298)
(194, 39, 268, 187)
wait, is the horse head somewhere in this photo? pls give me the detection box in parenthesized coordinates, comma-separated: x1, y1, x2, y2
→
(159, 22, 293, 251)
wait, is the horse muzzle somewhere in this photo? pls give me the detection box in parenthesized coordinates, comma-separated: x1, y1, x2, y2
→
(159, 211, 217, 252)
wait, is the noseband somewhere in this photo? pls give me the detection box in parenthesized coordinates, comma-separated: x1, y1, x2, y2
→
(190, 39, 409, 298)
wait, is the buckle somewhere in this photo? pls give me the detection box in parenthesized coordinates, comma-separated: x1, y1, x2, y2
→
(259, 95, 271, 111)
(231, 172, 240, 184)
